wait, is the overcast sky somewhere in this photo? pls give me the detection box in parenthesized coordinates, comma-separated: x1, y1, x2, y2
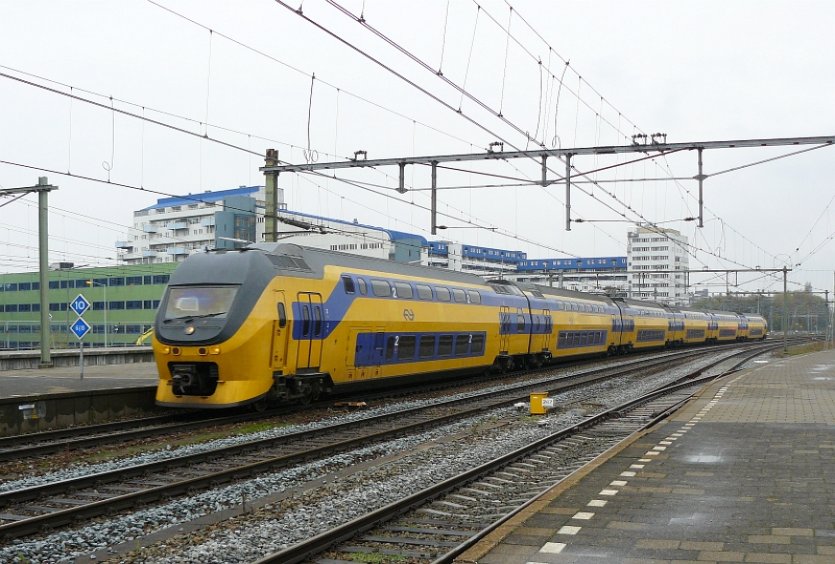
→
(1, 0, 833, 295)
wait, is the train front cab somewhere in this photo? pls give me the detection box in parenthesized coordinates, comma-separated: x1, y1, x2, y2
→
(155, 278, 282, 409)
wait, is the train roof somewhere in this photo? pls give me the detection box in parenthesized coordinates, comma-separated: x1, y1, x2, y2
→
(512, 282, 617, 305)
(249, 243, 493, 287)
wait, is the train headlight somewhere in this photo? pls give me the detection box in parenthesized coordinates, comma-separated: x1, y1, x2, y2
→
(210, 347, 221, 355)
(184, 326, 195, 335)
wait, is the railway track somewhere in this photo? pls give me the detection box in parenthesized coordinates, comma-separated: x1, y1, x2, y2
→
(256, 345, 775, 563)
(0, 344, 759, 541)
(0, 339, 784, 463)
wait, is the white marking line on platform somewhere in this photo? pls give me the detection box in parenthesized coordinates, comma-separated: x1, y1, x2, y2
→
(588, 499, 607, 507)
(610, 480, 627, 486)
(645, 451, 659, 456)
(573, 511, 595, 520)
(639, 458, 652, 463)
(540, 542, 566, 553)
(652, 446, 666, 451)
(558, 525, 581, 535)
(600, 489, 618, 496)
(620, 471, 636, 477)
(630, 464, 645, 469)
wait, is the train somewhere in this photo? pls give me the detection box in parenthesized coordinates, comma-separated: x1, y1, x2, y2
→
(152, 243, 767, 409)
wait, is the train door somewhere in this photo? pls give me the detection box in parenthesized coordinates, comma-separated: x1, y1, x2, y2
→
(271, 291, 290, 370)
(542, 309, 552, 350)
(499, 306, 511, 353)
(348, 328, 384, 379)
(296, 292, 324, 372)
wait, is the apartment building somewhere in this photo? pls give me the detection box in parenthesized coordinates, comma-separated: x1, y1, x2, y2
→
(627, 226, 690, 304)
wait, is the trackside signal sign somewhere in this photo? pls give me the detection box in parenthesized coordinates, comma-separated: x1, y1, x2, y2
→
(69, 294, 91, 317)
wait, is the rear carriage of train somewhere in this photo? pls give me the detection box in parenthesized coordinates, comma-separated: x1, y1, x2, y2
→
(743, 314, 768, 339)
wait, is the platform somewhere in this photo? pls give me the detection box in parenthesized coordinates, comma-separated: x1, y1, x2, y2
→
(0, 361, 158, 398)
(458, 349, 835, 563)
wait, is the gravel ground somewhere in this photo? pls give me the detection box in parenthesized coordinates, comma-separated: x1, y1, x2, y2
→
(0, 349, 753, 563)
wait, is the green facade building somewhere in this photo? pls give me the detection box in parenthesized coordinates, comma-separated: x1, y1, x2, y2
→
(0, 263, 178, 350)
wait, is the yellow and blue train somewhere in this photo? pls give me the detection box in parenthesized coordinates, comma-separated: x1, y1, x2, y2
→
(152, 244, 767, 408)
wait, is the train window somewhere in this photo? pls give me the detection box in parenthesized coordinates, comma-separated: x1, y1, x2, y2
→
(467, 290, 481, 304)
(342, 276, 355, 294)
(301, 306, 311, 337)
(357, 278, 367, 295)
(436, 287, 451, 302)
(452, 288, 466, 303)
(277, 303, 287, 328)
(416, 284, 433, 300)
(394, 282, 413, 299)
(471, 334, 484, 353)
(454, 335, 469, 355)
(438, 335, 453, 356)
(313, 307, 322, 336)
(516, 315, 525, 331)
(419, 335, 435, 358)
(398, 335, 416, 359)
(371, 279, 391, 297)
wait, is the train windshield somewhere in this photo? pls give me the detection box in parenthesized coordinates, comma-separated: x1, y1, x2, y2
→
(163, 285, 239, 321)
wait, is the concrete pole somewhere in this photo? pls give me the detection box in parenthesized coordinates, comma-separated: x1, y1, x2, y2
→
(38, 178, 52, 367)
(264, 149, 278, 243)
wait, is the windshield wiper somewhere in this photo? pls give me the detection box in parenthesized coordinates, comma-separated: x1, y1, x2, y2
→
(163, 311, 227, 323)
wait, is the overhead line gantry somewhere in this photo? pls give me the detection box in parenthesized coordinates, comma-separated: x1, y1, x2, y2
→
(262, 135, 834, 236)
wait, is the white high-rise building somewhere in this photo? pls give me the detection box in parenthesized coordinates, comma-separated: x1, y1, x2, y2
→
(626, 226, 689, 304)
(116, 186, 270, 264)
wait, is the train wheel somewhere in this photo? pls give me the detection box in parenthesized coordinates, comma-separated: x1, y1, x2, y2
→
(298, 380, 322, 405)
(250, 398, 268, 413)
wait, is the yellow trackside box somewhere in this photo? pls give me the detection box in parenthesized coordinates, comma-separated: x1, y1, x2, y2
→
(530, 391, 549, 415)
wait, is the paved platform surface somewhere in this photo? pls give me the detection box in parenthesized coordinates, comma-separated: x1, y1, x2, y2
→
(0, 362, 158, 398)
(458, 349, 835, 564)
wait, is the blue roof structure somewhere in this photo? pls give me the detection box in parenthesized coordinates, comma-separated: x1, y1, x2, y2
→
(279, 208, 430, 247)
(141, 186, 261, 211)
(517, 257, 627, 271)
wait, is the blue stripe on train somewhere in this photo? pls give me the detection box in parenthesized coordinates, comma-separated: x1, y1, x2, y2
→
(353, 331, 487, 367)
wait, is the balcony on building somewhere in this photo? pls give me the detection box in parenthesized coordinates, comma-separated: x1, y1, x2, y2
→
(143, 224, 158, 234)
(167, 247, 189, 256)
(168, 221, 189, 231)
(200, 216, 216, 227)
(115, 240, 134, 251)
